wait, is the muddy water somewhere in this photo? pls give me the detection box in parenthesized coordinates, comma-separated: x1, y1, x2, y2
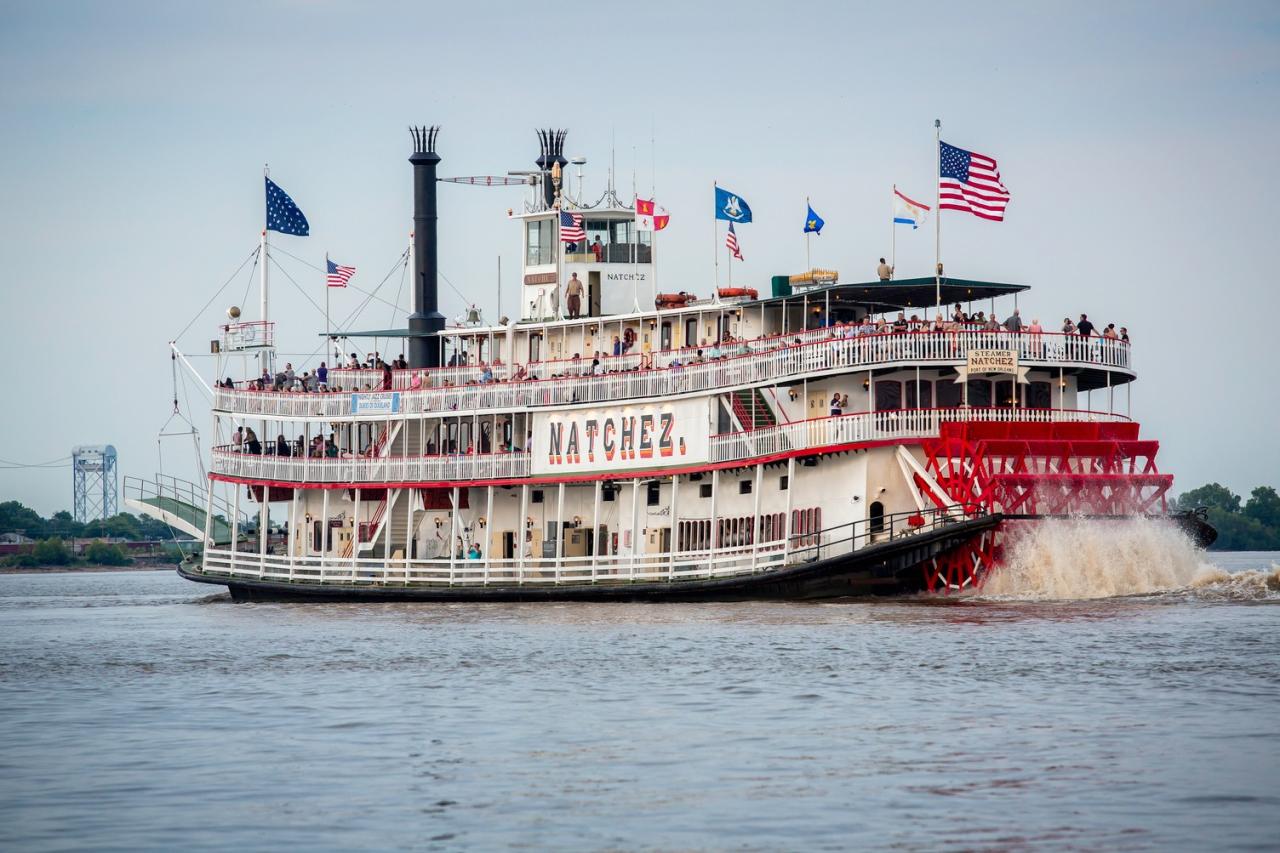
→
(1, 548, 1277, 851)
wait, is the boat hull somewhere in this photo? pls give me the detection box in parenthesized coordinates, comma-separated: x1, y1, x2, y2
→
(178, 514, 1002, 602)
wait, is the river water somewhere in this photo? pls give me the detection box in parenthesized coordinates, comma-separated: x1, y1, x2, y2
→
(1, 542, 1278, 851)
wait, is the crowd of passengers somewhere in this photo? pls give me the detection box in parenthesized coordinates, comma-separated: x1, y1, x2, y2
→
(216, 306, 1129, 394)
(227, 424, 520, 459)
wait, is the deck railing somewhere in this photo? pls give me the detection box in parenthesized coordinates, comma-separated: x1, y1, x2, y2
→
(215, 330, 1133, 420)
(208, 407, 1128, 485)
(709, 407, 1129, 463)
(195, 506, 975, 588)
(210, 448, 531, 483)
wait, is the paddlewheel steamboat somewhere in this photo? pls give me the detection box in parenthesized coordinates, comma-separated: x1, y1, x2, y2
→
(131, 127, 1213, 601)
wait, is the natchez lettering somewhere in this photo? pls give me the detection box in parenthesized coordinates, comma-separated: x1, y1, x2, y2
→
(547, 413, 686, 465)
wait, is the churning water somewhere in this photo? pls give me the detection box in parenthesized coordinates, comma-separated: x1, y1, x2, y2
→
(1, 546, 1278, 851)
(983, 517, 1280, 600)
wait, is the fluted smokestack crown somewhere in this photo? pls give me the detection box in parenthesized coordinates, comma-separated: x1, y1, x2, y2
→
(536, 128, 568, 209)
(408, 125, 445, 369)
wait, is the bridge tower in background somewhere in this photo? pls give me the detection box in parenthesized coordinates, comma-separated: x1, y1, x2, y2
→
(72, 445, 118, 523)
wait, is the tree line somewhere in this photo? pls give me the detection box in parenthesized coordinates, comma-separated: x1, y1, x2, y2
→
(1173, 484, 1280, 551)
(1, 500, 187, 568)
(0, 501, 181, 542)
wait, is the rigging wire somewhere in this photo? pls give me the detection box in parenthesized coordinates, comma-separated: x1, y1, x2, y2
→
(389, 249, 408, 328)
(237, 248, 262, 316)
(280, 248, 411, 371)
(171, 245, 260, 344)
(0, 455, 71, 470)
(266, 254, 328, 321)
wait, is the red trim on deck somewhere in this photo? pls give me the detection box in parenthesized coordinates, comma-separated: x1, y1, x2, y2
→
(208, 438, 912, 491)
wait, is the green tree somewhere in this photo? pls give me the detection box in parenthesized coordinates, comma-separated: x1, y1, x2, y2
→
(84, 541, 131, 566)
(1243, 486, 1280, 529)
(0, 501, 47, 537)
(47, 510, 84, 538)
(1175, 483, 1241, 514)
(31, 538, 72, 566)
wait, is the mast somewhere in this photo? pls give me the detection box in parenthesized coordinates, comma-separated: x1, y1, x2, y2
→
(934, 119, 942, 317)
(260, 165, 269, 373)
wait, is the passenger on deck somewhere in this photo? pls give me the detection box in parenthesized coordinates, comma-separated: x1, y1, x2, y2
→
(1004, 310, 1023, 332)
(565, 273, 584, 318)
(591, 238, 604, 262)
(244, 429, 261, 455)
(1076, 314, 1095, 337)
(1062, 317, 1076, 334)
(317, 362, 328, 389)
(877, 258, 893, 281)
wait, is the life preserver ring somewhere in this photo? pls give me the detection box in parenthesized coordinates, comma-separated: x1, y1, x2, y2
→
(718, 287, 758, 300)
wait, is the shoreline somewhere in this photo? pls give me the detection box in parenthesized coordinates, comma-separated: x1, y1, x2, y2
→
(0, 563, 178, 575)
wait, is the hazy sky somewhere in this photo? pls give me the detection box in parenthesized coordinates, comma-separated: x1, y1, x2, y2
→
(2, 0, 1277, 514)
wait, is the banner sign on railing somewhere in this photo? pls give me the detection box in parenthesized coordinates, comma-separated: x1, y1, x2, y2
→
(351, 391, 400, 415)
(959, 349, 1028, 383)
(532, 399, 711, 475)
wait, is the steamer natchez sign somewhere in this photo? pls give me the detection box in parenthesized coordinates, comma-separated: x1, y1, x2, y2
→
(531, 399, 711, 475)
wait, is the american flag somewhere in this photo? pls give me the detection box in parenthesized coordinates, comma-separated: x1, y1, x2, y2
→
(559, 210, 585, 243)
(327, 257, 356, 287)
(726, 222, 743, 260)
(939, 142, 1011, 221)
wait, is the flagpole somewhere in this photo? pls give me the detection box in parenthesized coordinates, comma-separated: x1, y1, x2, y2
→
(891, 185, 896, 275)
(260, 165, 271, 376)
(713, 181, 720, 302)
(325, 252, 330, 344)
(805, 196, 811, 273)
(934, 120, 942, 318)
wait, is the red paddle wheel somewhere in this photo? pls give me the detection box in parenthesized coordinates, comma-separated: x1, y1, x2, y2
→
(917, 420, 1173, 593)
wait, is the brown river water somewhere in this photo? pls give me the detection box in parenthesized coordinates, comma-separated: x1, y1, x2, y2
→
(1, 521, 1277, 851)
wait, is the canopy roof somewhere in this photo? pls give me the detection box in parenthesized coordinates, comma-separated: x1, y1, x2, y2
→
(761, 276, 1029, 312)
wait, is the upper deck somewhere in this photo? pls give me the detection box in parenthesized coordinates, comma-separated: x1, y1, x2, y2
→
(214, 324, 1133, 421)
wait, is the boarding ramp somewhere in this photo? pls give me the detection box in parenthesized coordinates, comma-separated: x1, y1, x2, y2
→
(124, 474, 248, 545)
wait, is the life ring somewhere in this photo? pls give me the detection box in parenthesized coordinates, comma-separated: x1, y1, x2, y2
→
(718, 287, 758, 300)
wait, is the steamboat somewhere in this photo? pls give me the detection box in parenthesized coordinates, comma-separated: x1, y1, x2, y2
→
(131, 126, 1214, 601)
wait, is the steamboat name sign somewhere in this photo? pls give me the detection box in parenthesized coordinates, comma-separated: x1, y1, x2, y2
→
(531, 399, 710, 475)
(966, 349, 1019, 374)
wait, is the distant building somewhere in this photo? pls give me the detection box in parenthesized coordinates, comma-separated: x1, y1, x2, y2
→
(0, 532, 34, 544)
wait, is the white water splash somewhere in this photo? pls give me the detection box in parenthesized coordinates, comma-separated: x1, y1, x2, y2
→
(980, 517, 1278, 601)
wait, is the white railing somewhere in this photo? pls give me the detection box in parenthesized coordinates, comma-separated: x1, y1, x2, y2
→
(709, 407, 1130, 463)
(216, 331, 1133, 421)
(208, 407, 1127, 485)
(210, 448, 531, 483)
(194, 506, 969, 588)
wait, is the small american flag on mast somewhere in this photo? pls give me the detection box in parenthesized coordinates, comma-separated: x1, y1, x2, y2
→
(939, 141, 1011, 221)
(725, 222, 743, 260)
(327, 257, 356, 287)
(559, 210, 585, 243)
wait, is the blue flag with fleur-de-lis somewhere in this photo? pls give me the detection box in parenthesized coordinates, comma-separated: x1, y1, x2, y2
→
(265, 177, 309, 236)
(804, 203, 825, 235)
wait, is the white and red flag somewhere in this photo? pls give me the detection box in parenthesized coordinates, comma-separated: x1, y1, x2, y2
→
(635, 197, 655, 230)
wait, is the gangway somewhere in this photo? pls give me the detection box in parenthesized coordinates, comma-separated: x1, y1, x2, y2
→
(124, 474, 249, 545)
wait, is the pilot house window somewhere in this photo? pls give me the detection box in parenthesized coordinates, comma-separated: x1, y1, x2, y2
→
(525, 219, 554, 266)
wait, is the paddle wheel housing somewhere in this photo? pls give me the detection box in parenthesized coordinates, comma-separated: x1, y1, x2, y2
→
(917, 421, 1174, 593)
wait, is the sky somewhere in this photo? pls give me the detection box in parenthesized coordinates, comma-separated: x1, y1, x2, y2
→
(1, 0, 1278, 515)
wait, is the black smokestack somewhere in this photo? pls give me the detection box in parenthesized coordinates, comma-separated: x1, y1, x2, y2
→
(536, 128, 568, 209)
(408, 126, 445, 369)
